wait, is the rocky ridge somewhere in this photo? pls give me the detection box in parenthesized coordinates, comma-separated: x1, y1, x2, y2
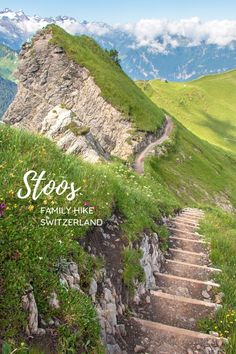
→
(3, 29, 144, 162)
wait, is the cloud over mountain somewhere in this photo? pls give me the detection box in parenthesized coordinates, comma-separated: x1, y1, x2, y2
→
(1, 8, 236, 81)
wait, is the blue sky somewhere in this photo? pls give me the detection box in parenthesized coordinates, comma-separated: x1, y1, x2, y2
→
(1, 0, 236, 23)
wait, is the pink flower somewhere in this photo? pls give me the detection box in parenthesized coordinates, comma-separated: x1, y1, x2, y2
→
(0, 202, 6, 217)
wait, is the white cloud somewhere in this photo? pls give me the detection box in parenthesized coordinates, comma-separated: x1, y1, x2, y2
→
(116, 18, 236, 49)
(1, 9, 236, 51)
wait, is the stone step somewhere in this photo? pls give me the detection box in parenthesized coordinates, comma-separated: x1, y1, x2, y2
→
(168, 227, 201, 240)
(182, 210, 204, 216)
(164, 260, 221, 281)
(176, 215, 202, 221)
(169, 221, 200, 230)
(167, 248, 209, 266)
(169, 236, 209, 253)
(131, 317, 224, 354)
(181, 213, 204, 219)
(154, 273, 219, 300)
(150, 290, 218, 330)
(182, 208, 204, 213)
(172, 218, 199, 226)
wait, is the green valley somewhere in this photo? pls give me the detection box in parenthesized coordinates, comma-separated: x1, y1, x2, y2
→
(0, 76, 16, 117)
(0, 44, 18, 83)
(138, 70, 236, 153)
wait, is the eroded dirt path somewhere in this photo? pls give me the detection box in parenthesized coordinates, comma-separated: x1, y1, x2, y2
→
(134, 115, 173, 174)
(124, 208, 225, 354)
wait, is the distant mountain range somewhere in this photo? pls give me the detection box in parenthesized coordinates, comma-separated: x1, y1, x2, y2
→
(1, 8, 236, 81)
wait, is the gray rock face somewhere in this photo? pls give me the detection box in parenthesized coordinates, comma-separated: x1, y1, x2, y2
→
(3, 31, 140, 162)
(86, 222, 165, 354)
(134, 232, 165, 304)
(21, 288, 45, 336)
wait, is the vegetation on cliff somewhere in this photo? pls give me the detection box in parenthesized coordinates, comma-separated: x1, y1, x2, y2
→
(48, 24, 165, 132)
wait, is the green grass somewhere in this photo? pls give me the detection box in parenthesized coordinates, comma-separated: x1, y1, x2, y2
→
(66, 121, 90, 136)
(122, 248, 145, 294)
(138, 70, 236, 153)
(198, 208, 236, 353)
(0, 44, 18, 83)
(46, 25, 164, 132)
(0, 124, 178, 351)
(145, 119, 236, 208)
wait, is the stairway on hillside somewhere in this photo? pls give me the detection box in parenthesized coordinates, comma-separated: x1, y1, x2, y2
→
(127, 208, 225, 354)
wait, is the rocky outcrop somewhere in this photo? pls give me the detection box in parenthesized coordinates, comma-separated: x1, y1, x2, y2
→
(81, 214, 165, 353)
(20, 215, 165, 353)
(22, 287, 46, 336)
(3, 30, 142, 162)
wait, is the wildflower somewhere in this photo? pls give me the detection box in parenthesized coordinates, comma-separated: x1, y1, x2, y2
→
(28, 205, 34, 212)
(83, 201, 90, 207)
(0, 202, 6, 217)
(43, 200, 48, 205)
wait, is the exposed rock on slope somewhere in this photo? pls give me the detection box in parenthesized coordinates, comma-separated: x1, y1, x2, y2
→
(3, 30, 141, 162)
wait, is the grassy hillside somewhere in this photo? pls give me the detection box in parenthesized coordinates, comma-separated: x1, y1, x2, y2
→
(0, 124, 178, 352)
(138, 70, 236, 153)
(2, 27, 236, 353)
(0, 76, 17, 118)
(198, 208, 236, 353)
(47, 25, 164, 132)
(0, 44, 18, 82)
(146, 119, 236, 209)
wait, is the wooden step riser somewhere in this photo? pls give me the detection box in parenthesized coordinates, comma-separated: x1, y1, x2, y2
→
(169, 238, 208, 253)
(167, 250, 208, 266)
(132, 318, 224, 354)
(150, 295, 216, 331)
(155, 274, 217, 300)
(165, 262, 217, 281)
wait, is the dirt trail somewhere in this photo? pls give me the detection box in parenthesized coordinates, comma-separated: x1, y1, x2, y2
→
(134, 115, 173, 174)
(124, 208, 225, 353)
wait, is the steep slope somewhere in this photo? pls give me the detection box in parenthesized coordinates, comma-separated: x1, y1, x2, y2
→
(138, 70, 236, 153)
(0, 123, 177, 353)
(4, 25, 164, 162)
(0, 44, 18, 82)
(146, 120, 236, 210)
(0, 76, 16, 117)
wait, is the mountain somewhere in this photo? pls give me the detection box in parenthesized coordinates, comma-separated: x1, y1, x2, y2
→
(3, 25, 164, 162)
(1, 23, 236, 354)
(0, 43, 18, 82)
(138, 69, 236, 154)
(4, 25, 236, 209)
(0, 76, 16, 117)
(1, 8, 236, 81)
